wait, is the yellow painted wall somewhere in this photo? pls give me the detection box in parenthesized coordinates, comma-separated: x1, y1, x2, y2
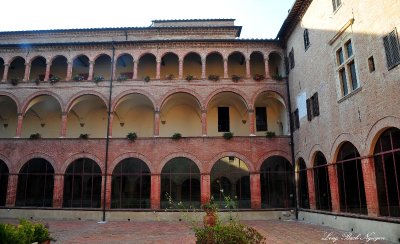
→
(112, 107, 154, 138)
(0, 98, 17, 138)
(21, 111, 61, 138)
(160, 105, 201, 137)
(67, 108, 107, 138)
(207, 106, 248, 136)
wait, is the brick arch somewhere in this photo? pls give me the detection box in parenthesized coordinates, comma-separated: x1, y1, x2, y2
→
(251, 88, 288, 110)
(159, 51, 179, 59)
(268, 50, 284, 59)
(0, 153, 11, 173)
(158, 152, 202, 174)
(257, 150, 291, 170)
(227, 50, 246, 58)
(112, 89, 156, 112)
(330, 133, 362, 164)
(71, 54, 89, 62)
(49, 54, 68, 64)
(364, 116, 400, 155)
(249, 50, 266, 59)
(14, 152, 58, 174)
(61, 153, 103, 174)
(204, 88, 250, 111)
(296, 157, 308, 171)
(137, 52, 157, 61)
(182, 51, 202, 60)
(93, 53, 112, 62)
(28, 55, 47, 64)
(294, 151, 307, 168)
(208, 152, 254, 174)
(158, 88, 204, 111)
(109, 152, 154, 174)
(115, 52, 134, 61)
(0, 91, 21, 113)
(308, 144, 328, 167)
(65, 90, 108, 113)
(310, 150, 329, 168)
(205, 51, 224, 58)
(21, 90, 64, 114)
(7, 56, 25, 65)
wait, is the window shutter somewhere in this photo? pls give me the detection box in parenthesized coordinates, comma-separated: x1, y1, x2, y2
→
(306, 98, 312, 121)
(294, 109, 300, 129)
(312, 93, 320, 116)
(284, 57, 290, 75)
(383, 29, 400, 69)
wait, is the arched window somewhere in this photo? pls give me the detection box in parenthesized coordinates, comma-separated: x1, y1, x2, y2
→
(336, 142, 367, 214)
(211, 157, 250, 208)
(0, 160, 9, 206)
(161, 157, 200, 209)
(373, 128, 400, 217)
(63, 158, 102, 208)
(313, 152, 332, 211)
(16, 158, 54, 207)
(260, 156, 294, 208)
(111, 158, 151, 209)
(297, 158, 310, 209)
(304, 29, 310, 50)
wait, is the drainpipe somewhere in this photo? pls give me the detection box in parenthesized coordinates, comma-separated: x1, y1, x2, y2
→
(284, 53, 298, 220)
(102, 43, 115, 222)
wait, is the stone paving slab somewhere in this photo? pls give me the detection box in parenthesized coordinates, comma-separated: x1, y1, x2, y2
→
(0, 219, 393, 243)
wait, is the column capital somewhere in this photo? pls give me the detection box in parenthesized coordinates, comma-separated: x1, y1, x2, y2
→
(3, 63, 10, 67)
(67, 61, 73, 65)
(248, 109, 255, 113)
(201, 110, 207, 114)
(89, 60, 95, 65)
(46, 61, 52, 65)
(24, 62, 31, 66)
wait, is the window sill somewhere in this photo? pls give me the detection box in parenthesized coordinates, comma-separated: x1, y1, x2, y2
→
(338, 86, 362, 103)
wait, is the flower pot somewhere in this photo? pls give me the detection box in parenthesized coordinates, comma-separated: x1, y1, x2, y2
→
(203, 211, 217, 227)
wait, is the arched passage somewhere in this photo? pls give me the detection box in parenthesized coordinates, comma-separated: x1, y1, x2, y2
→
(313, 152, 332, 211)
(16, 158, 54, 207)
(72, 55, 90, 81)
(111, 158, 151, 209)
(50, 55, 68, 81)
(183, 52, 201, 79)
(0, 95, 18, 138)
(260, 156, 294, 208)
(211, 156, 250, 208)
(228, 52, 246, 78)
(0, 160, 9, 206)
(8, 57, 25, 82)
(138, 53, 156, 80)
(160, 157, 200, 209)
(115, 54, 133, 80)
(336, 142, 367, 214)
(297, 158, 309, 209)
(29, 56, 46, 81)
(63, 158, 102, 208)
(250, 52, 265, 77)
(94, 54, 112, 80)
(373, 127, 400, 217)
(206, 52, 223, 78)
(0, 58, 4, 81)
(160, 52, 179, 79)
(268, 53, 284, 78)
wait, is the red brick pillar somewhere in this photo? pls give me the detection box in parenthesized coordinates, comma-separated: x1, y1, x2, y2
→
(307, 169, 316, 209)
(327, 164, 341, 213)
(66, 61, 73, 81)
(5, 174, 18, 207)
(201, 57, 206, 79)
(154, 111, 160, 137)
(44, 62, 51, 82)
(151, 174, 160, 209)
(112, 60, 117, 80)
(52, 174, 64, 208)
(250, 173, 261, 209)
(15, 113, 23, 138)
(223, 58, 228, 78)
(248, 109, 255, 136)
(245, 58, 251, 78)
(133, 60, 138, 80)
(178, 59, 183, 79)
(60, 113, 67, 138)
(108, 113, 113, 138)
(105, 175, 112, 209)
(156, 59, 161, 79)
(264, 58, 270, 79)
(2, 63, 9, 82)
(23, 63, 31, 81)
(361, 157, 379, 216)
(88, 61, 94, 81)
(201, 174, 210, 205)
(201, 110, 207, 136)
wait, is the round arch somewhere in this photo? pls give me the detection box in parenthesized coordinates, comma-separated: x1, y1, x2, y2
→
(158, 89, 203, 111)
(7, 56, 25, 65)
(330, 133, 361, 164)
(112, 90, 156, 112)
(208, 152, 254, 173)
(49, 54, 68, 64)
(21, 91, 64, 114)
(93, 53, 112, 62)
(364, 116, 400, 155)
(257, 150, 291, 171)
(158, 152, 202, 174)
(0, 92, 21, 113)
(109, 152, 153, 173)
(65, 91, 108, 113)
(204, 88, 250, 111)
(61, 152, 103, 174)
(15, 152, 58, 174)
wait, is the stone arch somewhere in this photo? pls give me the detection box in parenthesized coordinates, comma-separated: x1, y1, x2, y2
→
(251, 88, 287, 109)
(158, 88, 203, 111)
(21, 91, 64, 114)
(28, 55, 47, 64)
(294, 151, 306, 168)
(204, 88, 250, 111)
(61, 152, 103, 174)
(65, 90, 108, 113)
(364, 116, 400, 155)
(137, 52, 157, 61)
(49, 54, 68, 64)
(0, 92, 21, 113)
(330, 133, 361, 164)
(182, 51, 202, 60)
(257, 150, 291, 170)
(158, 153, 202, 174)
(109, 152, 153, 173)
(207, 152, 254, 173)
(112, 90, 156, 112)
(227, 50, 246, 58)
(250, 50, 265, 59)
(206, 50, 224, 58)
(0, 154, 11, 173)
(15, 152, 58, 174)
(160, 51, 179, 59)
(116, 52, 134, 61)
(93, 53, 112, 62)
(71, 53, 90, 62)
(7, 55, 25, 65)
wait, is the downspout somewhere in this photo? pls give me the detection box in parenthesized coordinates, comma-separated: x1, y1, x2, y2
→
(102, 43, 115, 222)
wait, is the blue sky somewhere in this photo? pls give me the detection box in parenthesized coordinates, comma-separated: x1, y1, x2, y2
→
(2, 0, 294, 39)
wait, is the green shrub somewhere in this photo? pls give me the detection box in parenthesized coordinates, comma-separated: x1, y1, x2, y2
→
(29, 133, 41, 139)
(172, 133, 182, 140)
(49, 76, 60, 84)
(231, 75, 241, 82)
(10, 78, 19, 86)
(208, 74, 219, 81)
(0, 219, 55, 244)
(223, 132, 233, 140)
(126, 132, 137, 141)
(186, 75, 194, 81)
(265, 131, 276, 138)
(79, 133, 89, 139)
(73, 75, 85, 81)
(94, 75, 104, 83)
(143, 76, 150, 82)
(117, 75, 128, 82)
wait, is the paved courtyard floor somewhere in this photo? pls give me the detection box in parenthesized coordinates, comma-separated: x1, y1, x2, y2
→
(0, 218, 393, 243)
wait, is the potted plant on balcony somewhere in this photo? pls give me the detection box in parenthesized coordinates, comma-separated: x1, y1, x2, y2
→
(33, 78, 40, 85)
(143, 76, 150, 82)
(29, 133, 41, 139)
(94, 75, 104, 83)
(265, 131, 276, 138)
(272, 74, 283, 81)
(253, 74, 265, 81)
(10, 78, 19, 86)
(73, 74, 85, 81)
(172, 132, 182, 140)
(231, 75, 241, 82)
(117, 74, 128, 82)
(126, 132, 137, 142)
(208, 74, 219, 82)
(223, 132, 233, 140)
(186, 74, 194, 82)
(79, 133, 89, 139)
(49, 76, 60, 85)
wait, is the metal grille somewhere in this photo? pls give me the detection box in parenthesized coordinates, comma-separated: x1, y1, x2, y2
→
(383, 28, 400, 70)
(313, 152, 332, 211)
(297, 158, 310, 209)
(0, 160, 9, 206)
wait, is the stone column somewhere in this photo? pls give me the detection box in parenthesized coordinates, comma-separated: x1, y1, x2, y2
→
(245, 58, 251, 78)
(52, 174, 64, 208)
(23, 63, 31, 81)
(108, 113, 113, 138)
(361, 157, 379, 216)
(44, 62, 51, 82)
(248, 109, 255, 136)
(5, 174, 18, 207)
(2, 63, 9, 82)
(151, 174, 161, 209)
(201, 57, 206, 79)
(133, 60, 138, 80)
(327, 164, 341, 213)
(307, 169, 316, 209)
(88, 61, 94, 81)
(60, 112, 68, 138)
(178, 59, 183, 79)
(156, 59, 161, 79)
(15, 113, 23, 138)
(223, 58, 228, 78)
(154, 111, 160, 137)
(264, 58, 270, 79)
(250, 173, 261, 209)
(66, 61, 73, 81)
(201, 110, 207, 136)
(201, 174, 210, 205)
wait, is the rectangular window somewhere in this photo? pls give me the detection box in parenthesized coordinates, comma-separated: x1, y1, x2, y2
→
(368, 56, 375, 72)
(332, 0, 341, 11)
(289, 48, 295, 69)
(336, 38, 359, 97)
(255, 107, 267, 131)
(349, 61, 358, 90)
(339, 68, 348, 95)
(345, 40, 353, 58)
(337, 48, 344, 65)
(218, 107, 230, 132)
(306, 98, 312, 121)
(293, 109, 300, 130)
(311, 93, 320, 116)
(383, 28, 400, 70)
